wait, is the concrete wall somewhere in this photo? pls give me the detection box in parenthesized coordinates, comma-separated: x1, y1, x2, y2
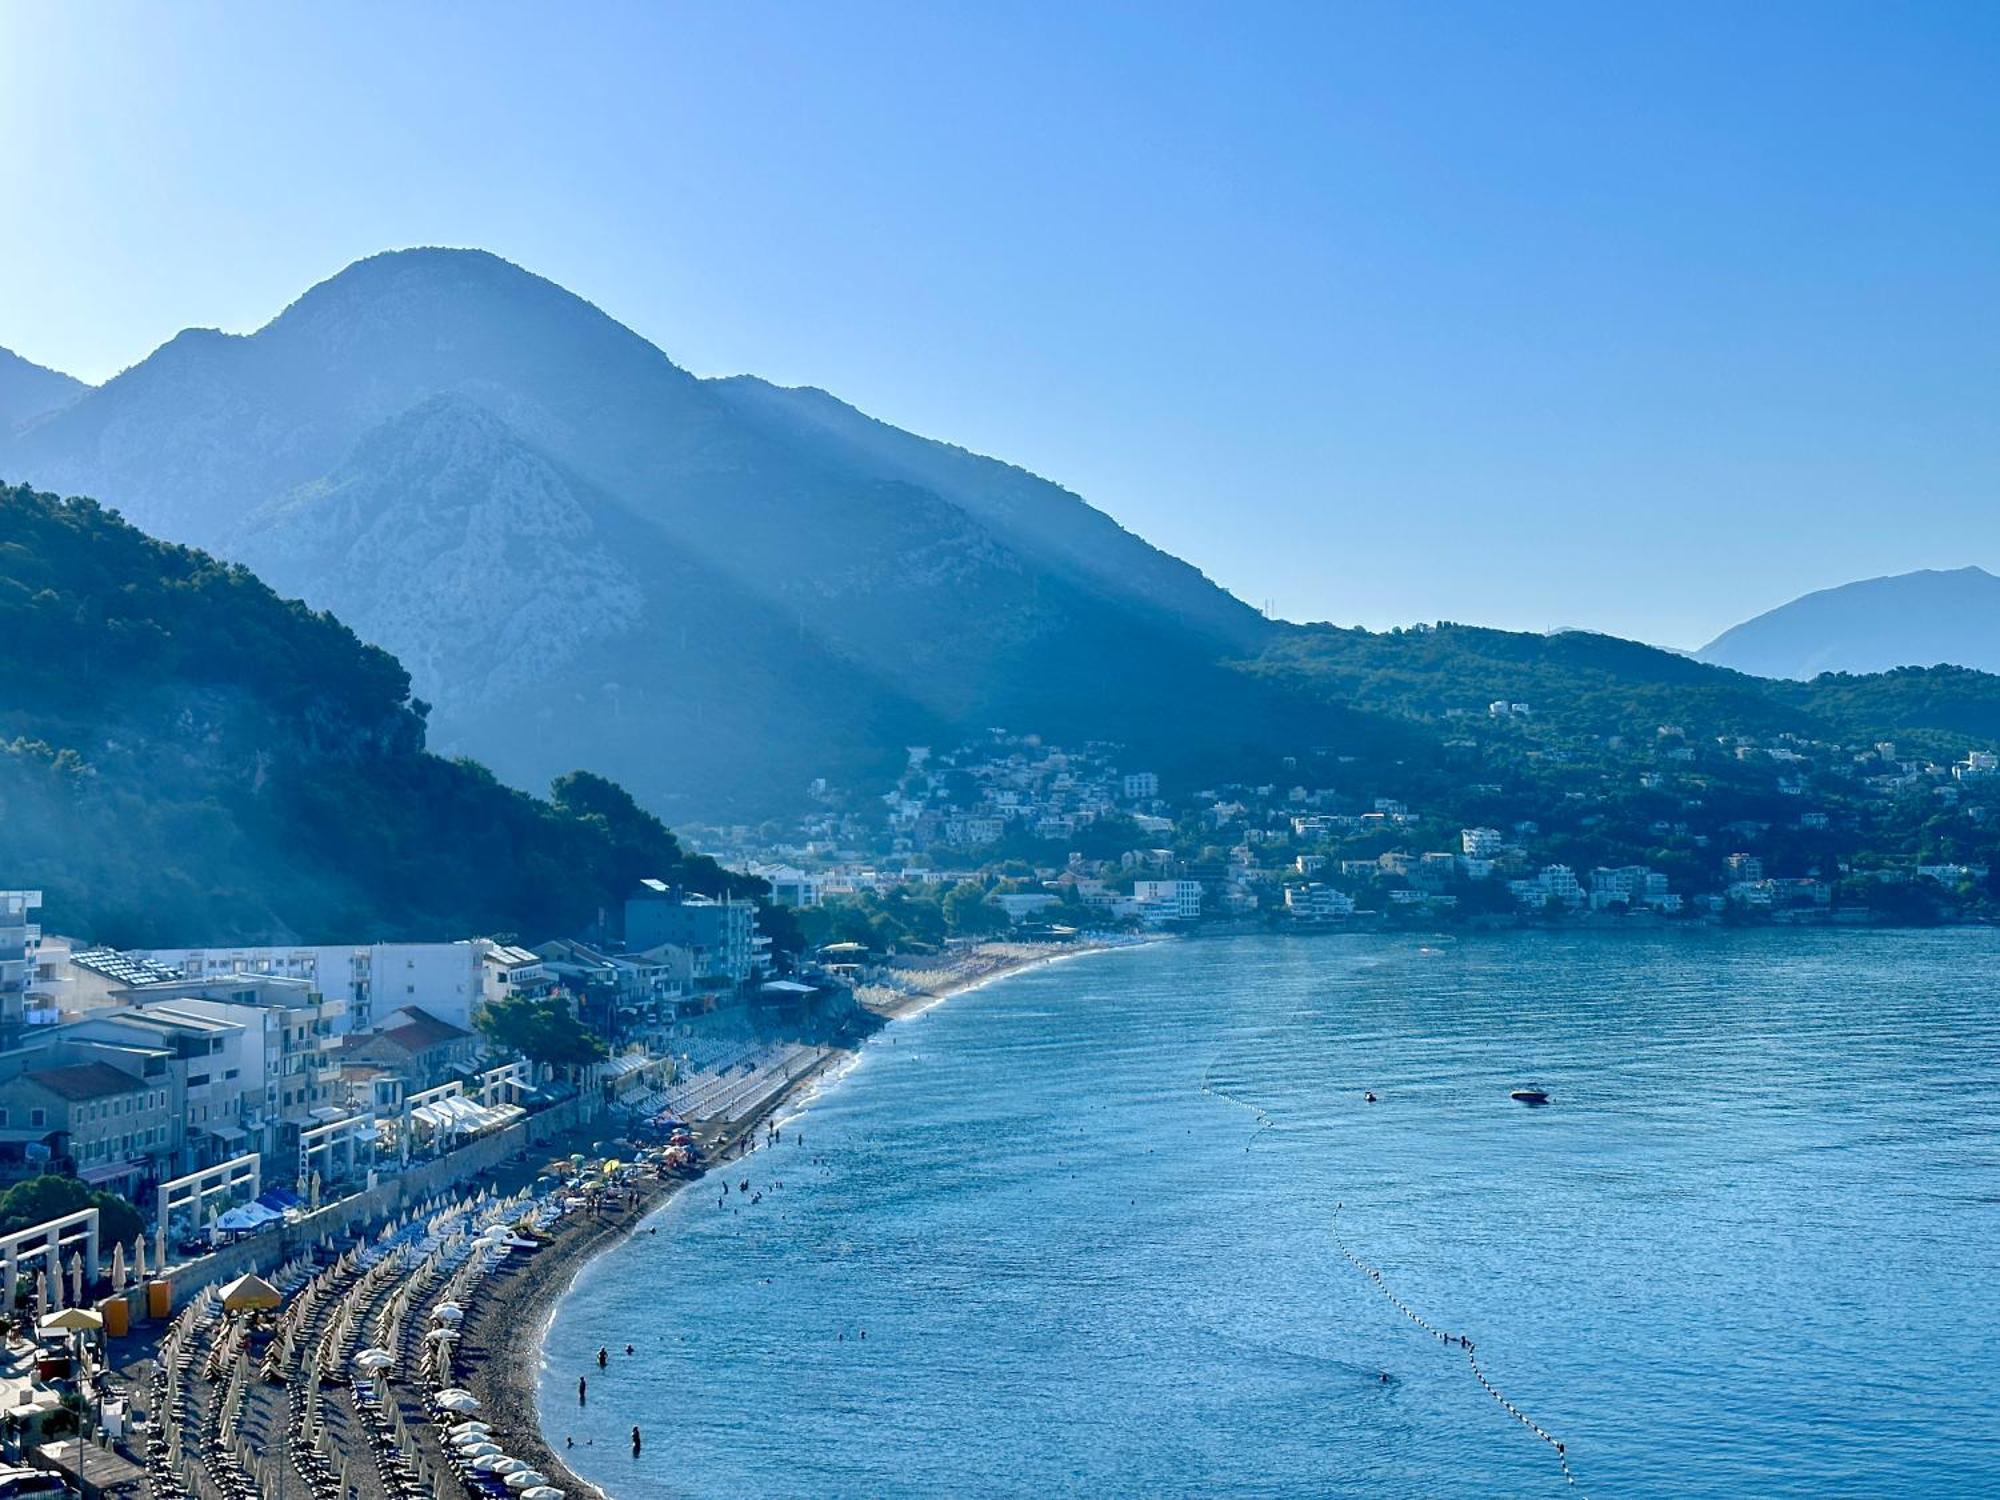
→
(150, 1094, 596, 1309)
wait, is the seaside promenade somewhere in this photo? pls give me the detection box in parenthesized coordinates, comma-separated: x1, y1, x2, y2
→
(83, 936, 1118, 1500)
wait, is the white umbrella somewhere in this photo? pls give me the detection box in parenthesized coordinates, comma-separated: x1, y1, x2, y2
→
(109, 1242, 127, 1291)
(468, 1451, 510, 1469)
(433, 1302, 464, 1322)
(487, 1457, 529, 1476)
(521, 1489, 566, 1500)
(425, 1327, 459, 1343)
(448, 1430, 493, 1448)
(436, 1392, 480, 1413)
(34, 1271, 48, 1320)
(132, 1234, 148, 1282)
(504, 1472, 550, 1490)
(352, 1350, 393, 1371)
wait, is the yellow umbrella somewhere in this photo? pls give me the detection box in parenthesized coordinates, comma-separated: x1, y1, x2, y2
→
(216, 1273, 283, 1312)
(39, 1307, 103, 1334)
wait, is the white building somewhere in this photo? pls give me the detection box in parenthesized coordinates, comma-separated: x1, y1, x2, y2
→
(1122, 772, 1160, 800)
(0, 891, 52, 1040)
(1508, 865, 1583, 911)
(1132, 879, 1202, 924)
(136, 942, 485, 1033)
(1284, 884, 1356, 922)
(1460, 827, 1504, 858)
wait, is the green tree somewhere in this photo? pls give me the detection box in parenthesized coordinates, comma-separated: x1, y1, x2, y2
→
(942, 881, 1009, 936)
(475, 994, 609, 1069)
(0, 1175, 144, 1250)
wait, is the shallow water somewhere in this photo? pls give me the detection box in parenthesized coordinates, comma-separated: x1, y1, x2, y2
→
(541, 931, 2000, 1497)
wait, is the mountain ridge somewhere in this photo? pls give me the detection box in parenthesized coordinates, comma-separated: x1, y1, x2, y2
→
(1698, 565, 2000, 680)
(0, 247, 1310, 815)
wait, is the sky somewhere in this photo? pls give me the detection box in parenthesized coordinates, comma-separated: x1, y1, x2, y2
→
(2, 2, 1997, 647)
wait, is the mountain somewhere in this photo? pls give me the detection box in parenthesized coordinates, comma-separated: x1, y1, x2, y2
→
(0, 480, 757, 947)
(1251, 621, 2000, 751)
(0, 248, 1296, 815)
(1698, 567, 2000, 680)
(0, 348, 84, 431)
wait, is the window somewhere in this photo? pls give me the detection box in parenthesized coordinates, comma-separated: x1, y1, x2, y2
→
(28, 1108, 44, 1128)
(0, 1108, 7, 1127)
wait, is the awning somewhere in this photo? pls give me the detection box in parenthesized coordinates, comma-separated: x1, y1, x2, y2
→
(78, 1160, 141, 1186)
(207, 1123, 249, 1144)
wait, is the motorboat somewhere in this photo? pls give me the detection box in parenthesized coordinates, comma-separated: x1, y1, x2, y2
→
(1509, 1087, 1551, 1105)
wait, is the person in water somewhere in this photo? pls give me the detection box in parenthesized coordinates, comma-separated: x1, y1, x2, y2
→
(597, 1346, 608, 1369)
(632, 1426, 643, 1457)
(578, 1376, 587, 1404)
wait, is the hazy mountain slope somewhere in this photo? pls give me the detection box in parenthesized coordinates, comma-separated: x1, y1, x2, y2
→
(0, 481, 752, 946)
(1245, 621, 2000, 753)
(233, 395, 942, 812)
(0, 247, 1344, 813)
(0, 347, 85, 431)
(708, 375, 1270, 650)
(1698, 567, 2000, 679)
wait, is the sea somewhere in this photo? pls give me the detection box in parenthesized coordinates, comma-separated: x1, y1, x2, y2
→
(539, 930, 2000, 1498)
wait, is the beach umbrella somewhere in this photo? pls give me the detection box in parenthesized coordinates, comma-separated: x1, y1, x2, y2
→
(459, 1443, 502, 1461)
(436, 1392, 480, 1413)
(487, 1457, 529, 1476)
(218, 1273, 284, 1312)
(40, 1307, 103, 1336)
(353, 1349, 394, 1372)
(109, 1242, 127, 1291)
(42, 1266, 58, 1314)
(521, 1489, 565, 1500)
(132, 1235, 147, 1282)
(504, 1472, 550, 1489)
(433, 1302, 464, 1322)
(425, 1327, 458, 1343)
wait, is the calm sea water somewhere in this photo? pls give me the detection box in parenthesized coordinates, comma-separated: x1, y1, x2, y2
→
(540, 932, 2000, 1497)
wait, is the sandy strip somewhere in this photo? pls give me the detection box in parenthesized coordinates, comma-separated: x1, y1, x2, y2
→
(461, 937, 1142, 1497)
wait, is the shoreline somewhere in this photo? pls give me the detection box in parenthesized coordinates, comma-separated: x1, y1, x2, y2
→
(462, 935, 1144, 1499)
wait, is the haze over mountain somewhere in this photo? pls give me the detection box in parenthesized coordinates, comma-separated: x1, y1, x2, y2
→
(1698, 567, 2000, 681)
(0, 348, 83, 431)
(13, 248, 2000, 824)
(0, 248, 1309, 815)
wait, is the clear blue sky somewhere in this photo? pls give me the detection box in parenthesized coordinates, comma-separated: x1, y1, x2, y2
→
(3, 2, 1997, 646)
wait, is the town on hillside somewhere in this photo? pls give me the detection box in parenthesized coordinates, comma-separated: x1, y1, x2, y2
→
(693, 716, 2000, 939)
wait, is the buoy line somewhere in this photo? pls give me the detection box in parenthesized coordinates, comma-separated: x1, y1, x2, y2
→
(1333, 1203, 1587, 1495)
(1198, 1057, 1280, 1150)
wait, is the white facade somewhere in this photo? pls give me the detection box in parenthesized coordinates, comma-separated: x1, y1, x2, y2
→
(137, 942, 485, 1033)
(1460, 827, 1504, 858)
(1132, 879, 1202, 924)
(0, 891, 47, 1036)
(1122, 772, 1160, 800)
(1284, 884, 1356, 921)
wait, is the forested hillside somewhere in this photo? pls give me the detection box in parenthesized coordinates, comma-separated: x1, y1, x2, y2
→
(0, 482, 753, 945)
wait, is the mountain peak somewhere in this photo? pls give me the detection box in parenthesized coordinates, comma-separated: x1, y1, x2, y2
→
(1699, 564, 2000, 679)
(0, 345, 87, 431)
